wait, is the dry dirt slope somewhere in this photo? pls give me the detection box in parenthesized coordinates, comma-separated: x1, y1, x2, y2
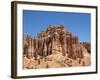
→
(23, 48, 90, 69)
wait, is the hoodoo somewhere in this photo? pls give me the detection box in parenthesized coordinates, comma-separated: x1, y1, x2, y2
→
(23, 25, 91, 69)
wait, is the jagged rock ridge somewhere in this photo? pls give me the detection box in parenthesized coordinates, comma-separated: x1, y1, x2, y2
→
(23, 25, 91, 69)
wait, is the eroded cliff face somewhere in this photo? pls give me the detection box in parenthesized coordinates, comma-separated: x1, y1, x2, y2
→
(23, 25, 91, 69)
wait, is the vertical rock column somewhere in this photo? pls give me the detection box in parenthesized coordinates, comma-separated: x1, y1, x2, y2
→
(67, 36, 73, 58)
(34, 38, 38, 60)
(26, 38, 34, 59)
(43, 40, 47, 57)
(71, 36, 78, 59)
(23, 35, 28, 56)
(62, 34, 67, 56)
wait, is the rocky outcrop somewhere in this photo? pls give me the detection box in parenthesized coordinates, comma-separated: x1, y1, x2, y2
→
(23, 25, 91, 69)
(80, 42, 91, 53)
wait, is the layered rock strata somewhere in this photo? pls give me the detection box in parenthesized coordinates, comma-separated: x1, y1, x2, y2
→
(23, 25, 91, 69)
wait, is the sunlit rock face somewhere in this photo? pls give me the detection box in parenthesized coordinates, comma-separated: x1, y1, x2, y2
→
(23, 25, 91, 69)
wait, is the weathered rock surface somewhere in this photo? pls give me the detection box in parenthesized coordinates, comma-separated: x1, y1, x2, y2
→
(23, 25, 91, 69)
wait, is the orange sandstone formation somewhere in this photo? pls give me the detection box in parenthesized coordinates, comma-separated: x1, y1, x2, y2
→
(23, 25, 91, 69)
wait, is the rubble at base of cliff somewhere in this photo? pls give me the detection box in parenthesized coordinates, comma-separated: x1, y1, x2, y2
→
(23, 25, 91, 69)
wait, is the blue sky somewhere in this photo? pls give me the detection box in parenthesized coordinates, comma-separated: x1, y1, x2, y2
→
(23, 10, 91, 42)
